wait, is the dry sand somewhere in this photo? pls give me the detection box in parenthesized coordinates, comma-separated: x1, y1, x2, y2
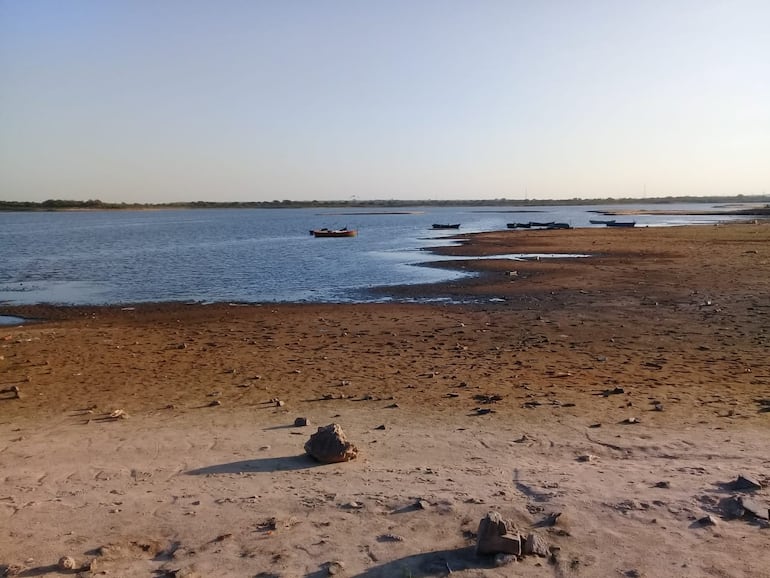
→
(1, 223, 769, 577)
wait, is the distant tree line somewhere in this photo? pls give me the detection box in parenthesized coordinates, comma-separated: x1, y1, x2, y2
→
(1, 195, 769, 212)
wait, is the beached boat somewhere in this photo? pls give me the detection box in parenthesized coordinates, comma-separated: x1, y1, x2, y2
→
(431, 223, 461, 230)
(547, 222, 572, 229)
(311, 228, 357, 237)
(507, 222, 532, 229)
(589, 219, 616, 225)
(606, 221, 636, 228)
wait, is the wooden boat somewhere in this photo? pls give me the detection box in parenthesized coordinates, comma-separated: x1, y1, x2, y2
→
(311, 228, 357, 237)
(606, 221, 636, 228)
(589, 219, 616, 225)
(508, 221, 563, 229)
(431, 223, 460, 229)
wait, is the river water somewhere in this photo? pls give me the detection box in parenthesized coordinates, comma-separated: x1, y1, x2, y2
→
(0, 203, 748, 307)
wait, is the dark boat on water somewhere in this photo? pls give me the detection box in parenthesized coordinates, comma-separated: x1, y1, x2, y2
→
(606, 221, 636, 228)
(431, 223, 461, 229)
(507, 221, 570, 230)
(589, 219, 616, 225)
(310, 228, 357, 237)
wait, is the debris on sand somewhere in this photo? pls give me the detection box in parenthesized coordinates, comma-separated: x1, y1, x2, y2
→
(304, 424, 358, 463)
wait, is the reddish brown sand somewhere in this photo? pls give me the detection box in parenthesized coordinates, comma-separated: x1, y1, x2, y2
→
(1, 223, 769, 577)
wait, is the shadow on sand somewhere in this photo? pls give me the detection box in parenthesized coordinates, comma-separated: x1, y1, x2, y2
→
(187, 454, 321, 475)
(305, 546, 491, 578)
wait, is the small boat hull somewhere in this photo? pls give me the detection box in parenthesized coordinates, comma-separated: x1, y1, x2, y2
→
(431, 224, 461, 230)
(311, 228, 357, 237)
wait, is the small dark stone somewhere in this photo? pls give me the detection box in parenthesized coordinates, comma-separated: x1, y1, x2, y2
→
(654, 481, 671, 489)
(294, 417, 308, 427)
(721, 496, 745, 518)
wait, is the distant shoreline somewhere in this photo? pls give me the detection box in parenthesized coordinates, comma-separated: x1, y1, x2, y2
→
(1, 195, 769, 213)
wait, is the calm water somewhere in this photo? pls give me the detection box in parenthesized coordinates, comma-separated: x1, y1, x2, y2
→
(0, 204, 747, 306)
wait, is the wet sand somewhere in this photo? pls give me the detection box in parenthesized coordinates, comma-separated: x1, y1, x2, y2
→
(1, 223, 769, 577)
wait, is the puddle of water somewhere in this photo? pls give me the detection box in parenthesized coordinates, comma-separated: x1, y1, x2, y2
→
(0, 315, 26, 326)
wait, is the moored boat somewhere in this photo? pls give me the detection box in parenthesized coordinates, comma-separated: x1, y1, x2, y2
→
(589, 219, 616, 225)
(311, 228, 357, 237)
(431, 223, 461, 229)
(606, 221, 636, 227)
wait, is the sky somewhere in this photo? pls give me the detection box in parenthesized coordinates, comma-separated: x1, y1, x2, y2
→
(1, 0, 768, 203)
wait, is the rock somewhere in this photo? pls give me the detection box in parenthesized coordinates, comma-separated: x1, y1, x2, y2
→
(739, 497, 769, 520)
(721, 496, 745, 518)
(654, 481, 671, 489)
(377, 533, 404, 542)
(294, 417, 308, 427)
(475, 511, 521, 556)
(325, 560, 345, 575)
(524, 532, 550, 557)
(304, 424, 358, 463)
(732, 474, 762, 490)
(494, 553, 518, 566)
(697, 515, 718, 526)
(622, 417, 639, 424)
(542, 511, 562, 526)
(57, 556, 77, 571)
(577, 454, 597, 463)
(416, 499, 430, 510)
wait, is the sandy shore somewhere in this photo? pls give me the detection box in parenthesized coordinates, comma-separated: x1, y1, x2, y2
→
(1, 223, 769, 577)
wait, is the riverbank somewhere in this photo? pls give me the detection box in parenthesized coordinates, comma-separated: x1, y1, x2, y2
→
(1, 223, 769, 577)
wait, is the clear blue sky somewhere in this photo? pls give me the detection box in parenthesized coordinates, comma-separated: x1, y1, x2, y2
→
(1, 0, 768, 203)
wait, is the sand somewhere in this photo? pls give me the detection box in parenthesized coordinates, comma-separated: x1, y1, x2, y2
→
(1, 222, 769, 577)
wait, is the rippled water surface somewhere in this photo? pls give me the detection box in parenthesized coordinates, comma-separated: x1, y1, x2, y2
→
(0, 204, 746, 305)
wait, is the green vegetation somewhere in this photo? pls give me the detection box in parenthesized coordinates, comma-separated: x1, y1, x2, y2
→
(1, 195, 769, 212)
